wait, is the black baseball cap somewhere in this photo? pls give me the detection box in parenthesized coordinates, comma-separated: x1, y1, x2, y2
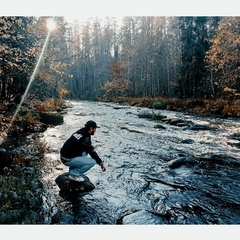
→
(85, 120, 100, 129)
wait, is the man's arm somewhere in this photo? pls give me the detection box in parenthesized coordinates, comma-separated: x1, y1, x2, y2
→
(82, 136, 104, 166)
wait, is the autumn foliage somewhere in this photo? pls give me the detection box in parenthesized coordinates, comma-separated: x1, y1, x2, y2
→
(205, 17, 240, 98)
(101, 61, 131, 100)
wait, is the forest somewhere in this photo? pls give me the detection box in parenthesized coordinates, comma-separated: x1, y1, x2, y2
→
(0, 16, 240, 112)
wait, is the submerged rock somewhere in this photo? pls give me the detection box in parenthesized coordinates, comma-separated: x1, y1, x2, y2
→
(180, 138, 194, 144)
(119, 210, 164, 224)
(190, 124, 213, 130)
(167, 157, 196, 169)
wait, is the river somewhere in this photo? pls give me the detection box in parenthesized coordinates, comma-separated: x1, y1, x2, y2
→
(40, 100, 240, 227)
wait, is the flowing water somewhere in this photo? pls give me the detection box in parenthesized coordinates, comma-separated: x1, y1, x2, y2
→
(40, 100, 240, 225)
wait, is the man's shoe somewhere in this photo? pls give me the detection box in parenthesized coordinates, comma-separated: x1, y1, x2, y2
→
(68, 175, 85, 182)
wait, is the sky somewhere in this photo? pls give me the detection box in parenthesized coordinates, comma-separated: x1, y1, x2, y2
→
(1, 0, 239, 16)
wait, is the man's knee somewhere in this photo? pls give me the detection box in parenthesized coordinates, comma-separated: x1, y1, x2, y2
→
(89, 160, 95, 168)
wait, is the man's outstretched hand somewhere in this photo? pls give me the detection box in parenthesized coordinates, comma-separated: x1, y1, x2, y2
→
(101, 163, 106, 172)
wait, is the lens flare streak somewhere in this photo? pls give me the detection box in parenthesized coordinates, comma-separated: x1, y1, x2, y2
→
(8, 18, 55, 132)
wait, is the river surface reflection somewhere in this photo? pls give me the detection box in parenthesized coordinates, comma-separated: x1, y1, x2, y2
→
(40, 100, 240, 225)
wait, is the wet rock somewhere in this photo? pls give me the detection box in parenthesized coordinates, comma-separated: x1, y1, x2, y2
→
(152, 101, 166, 110)
(55, 172, 95, 196)
(197, 153, 240, 167)
(210, 108, 222, 115)
(167, 157, 196, 169)
(137, 111, 153, 119)
(227, 140, 240, 148)
(0, 147, 7, 154)
(152, 113, 167, 120)
(38, 112, 64, 126)
(120, 126, 143, 133)
(228, 133, 240, 147)
(161, 117, 191, 127)
(113, 106, 130, 110)
(0, 148, 13, 173)
(229, 132, 240, 141)
(51, 212, 75, 224)
(153, 124, 166, 130)
(169, 118, 186, 125)
(23, 167, 36, 176)
(175, 122, 190, 127)
(120, 210, 164, 224)
(180, 139, 194, 144)
(190, 124, 212, 130)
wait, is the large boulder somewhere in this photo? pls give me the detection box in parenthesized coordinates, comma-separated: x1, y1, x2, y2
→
(55, 173, 95, 196)
(38, 112, 64, 126)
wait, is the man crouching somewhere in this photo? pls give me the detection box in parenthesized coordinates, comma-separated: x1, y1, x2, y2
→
(60, 120, 106, 182)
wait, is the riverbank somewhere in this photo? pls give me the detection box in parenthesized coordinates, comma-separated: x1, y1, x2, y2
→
(106, 96, 240, 118)
(0, 98, 67, 224)
(1, 97, 239, 141)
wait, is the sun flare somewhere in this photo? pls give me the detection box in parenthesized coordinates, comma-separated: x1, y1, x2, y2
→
(47, 19, 56, 31)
